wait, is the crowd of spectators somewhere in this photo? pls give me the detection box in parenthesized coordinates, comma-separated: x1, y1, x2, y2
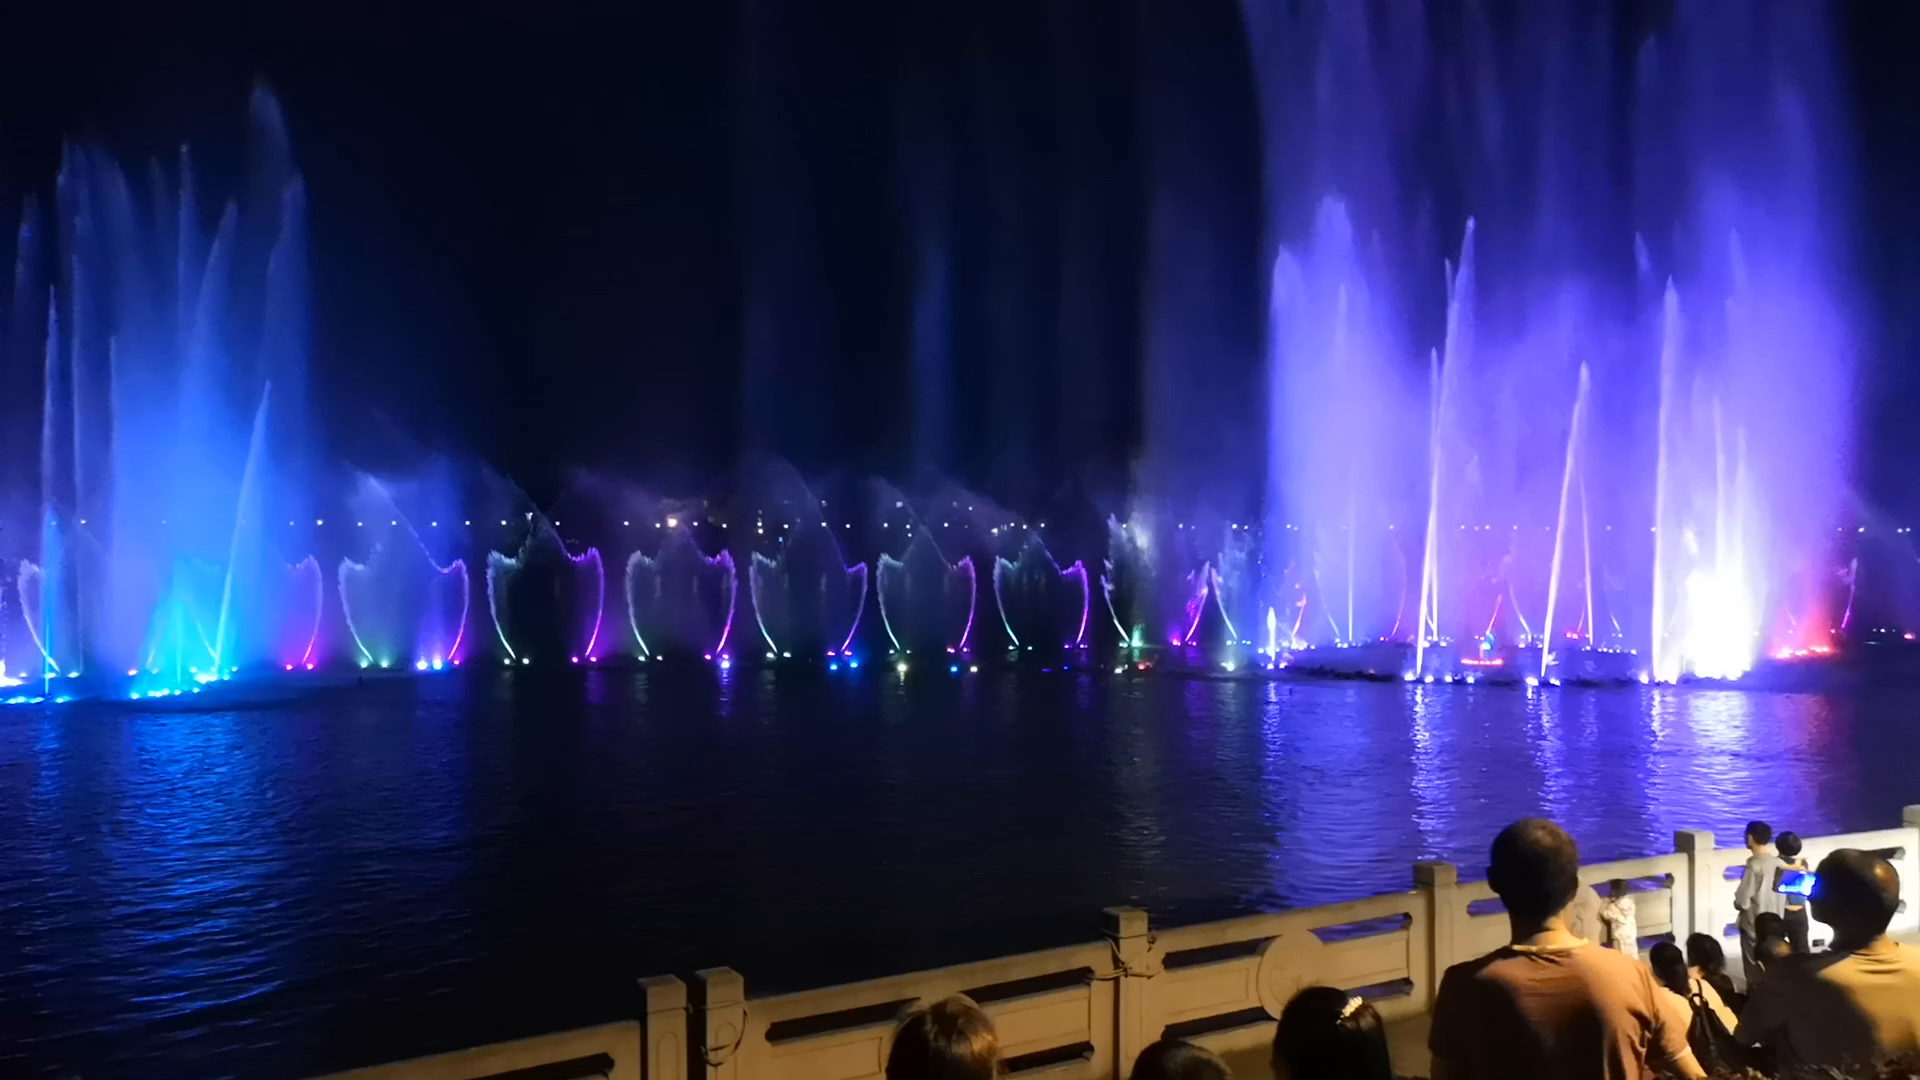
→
(881, 818, 1919, 1080)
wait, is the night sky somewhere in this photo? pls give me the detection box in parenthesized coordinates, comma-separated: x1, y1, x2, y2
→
(3, 0, 1919, 510)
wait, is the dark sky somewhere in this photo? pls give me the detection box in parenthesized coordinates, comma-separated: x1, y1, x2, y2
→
(2, 0, 1918, 510)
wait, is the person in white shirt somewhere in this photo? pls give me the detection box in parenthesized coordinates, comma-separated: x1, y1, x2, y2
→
(1597, 878, 1638, 959)
(1732, 820, 1786, 986)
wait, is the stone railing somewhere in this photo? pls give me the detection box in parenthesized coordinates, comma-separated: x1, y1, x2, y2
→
(320, 807, 1920, 1080)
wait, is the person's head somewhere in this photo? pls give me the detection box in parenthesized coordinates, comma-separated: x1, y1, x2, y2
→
(1810, 849, 1902, 946)
(1754, 911, 1785, 942)
(1275, 986, 1393, 1080)
(1648, 941, 1690, 996)
(1776, 831, 1803, 861)
(887, 996, 1001, 1080)
(1746, 820, 1774, 852)
(1607, 878, 1631, 900)
(1128, 1039, 1230, 1080)
(1487, 818, 1580, 925)
(1756, 934, 1794, 970)
(1686, 932, 1728, 975)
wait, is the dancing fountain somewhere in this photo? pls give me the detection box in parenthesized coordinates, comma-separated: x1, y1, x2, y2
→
(990, 531, 1090, 656)
(486, 516, 605, 666)
(1228, 0, 1854, 685)
(872, 495, 975, 661)
(625, 518, 737, 662)
(4, 87, 313, 697)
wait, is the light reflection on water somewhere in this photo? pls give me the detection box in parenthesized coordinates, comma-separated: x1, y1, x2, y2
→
(0, 669, 1914, 1077)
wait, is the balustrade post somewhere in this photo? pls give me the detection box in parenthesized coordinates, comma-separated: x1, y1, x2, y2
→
(1673, 829, 1717, 943)
(1104, 906, 1159, 1080)
(694, 967, 746, 1080)
(1413, 861, 1458, 1010)
(641, 975, 688, 1080)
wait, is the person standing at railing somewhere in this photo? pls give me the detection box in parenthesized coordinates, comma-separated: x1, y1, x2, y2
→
(1734, 820, 1788, 988)
(1775, 831, 1813, 954)
(1599, 879, 1639, 960)
(1428, 819, 1706, 1080)
(1734, 849, 1920, 1072)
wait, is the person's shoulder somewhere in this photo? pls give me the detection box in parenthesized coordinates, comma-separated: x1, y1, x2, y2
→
(1582, 943, 1646, 972)
(1565, 942, 1659, 987)
(1766, 948, 1844, 984)
(1442, 947, 1515, 982)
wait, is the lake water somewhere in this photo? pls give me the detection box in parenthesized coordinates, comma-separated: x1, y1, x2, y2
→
(2, 665, 1915, 1077)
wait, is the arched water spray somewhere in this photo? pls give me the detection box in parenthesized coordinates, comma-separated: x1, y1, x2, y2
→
(624, 540, 736, 659)
(990, 534, 1092, 651)
(288, 555, 324, 669)
(484, 518, 605, 664)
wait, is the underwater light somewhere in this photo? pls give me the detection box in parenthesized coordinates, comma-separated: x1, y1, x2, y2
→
(949, 664, 960, 674)
(520, 657, 530, 665)
(718, 658, 732, 671)
(848, 658, 860, 669)
(829, 661, 840, 672)
(1525, 676, 1540, 687)
(896, 660, 909, 675)
(416, 659, 429, 671)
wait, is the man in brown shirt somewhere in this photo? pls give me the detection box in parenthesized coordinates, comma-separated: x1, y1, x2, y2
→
(1429, 819, 1705, 1080)
(1735, 849, 1920, 1071)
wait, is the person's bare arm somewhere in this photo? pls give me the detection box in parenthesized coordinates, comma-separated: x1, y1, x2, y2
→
(1666, 1047, 1708, 1080)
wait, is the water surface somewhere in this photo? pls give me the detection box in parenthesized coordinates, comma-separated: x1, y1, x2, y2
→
(1, 667, 1912, 1076)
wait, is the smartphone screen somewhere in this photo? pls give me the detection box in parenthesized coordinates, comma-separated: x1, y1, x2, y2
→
(1775, 868, 1817, 897)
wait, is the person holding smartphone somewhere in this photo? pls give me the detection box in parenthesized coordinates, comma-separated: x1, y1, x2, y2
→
(1774, 831, 1812, 954)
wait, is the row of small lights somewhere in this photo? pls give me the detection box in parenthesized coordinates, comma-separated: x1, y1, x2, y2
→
(72, 518, 1916, 535)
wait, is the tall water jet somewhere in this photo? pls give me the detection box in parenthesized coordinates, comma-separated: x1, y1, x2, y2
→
(9, 87, 315, 690)
(1651, 284, 1681, 681)
(1541, 364, 1592, 678)
(1414, 348, 1441, 677)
